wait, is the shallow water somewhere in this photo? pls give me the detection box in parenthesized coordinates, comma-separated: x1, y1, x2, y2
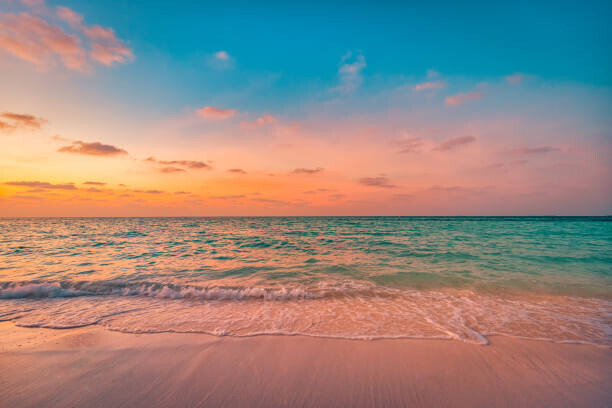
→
(1, 217, 610, 345)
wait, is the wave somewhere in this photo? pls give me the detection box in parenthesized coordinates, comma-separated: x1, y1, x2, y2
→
(0, 281, 326, 300)
(1, 280, 610, 347)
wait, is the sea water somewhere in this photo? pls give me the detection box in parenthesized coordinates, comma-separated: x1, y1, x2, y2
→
(1, 217, 610, 345)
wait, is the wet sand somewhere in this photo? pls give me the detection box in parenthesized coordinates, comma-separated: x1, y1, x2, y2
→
(0, 321, 610, 407)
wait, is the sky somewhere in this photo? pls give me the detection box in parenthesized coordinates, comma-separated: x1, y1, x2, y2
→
(0, 0, 610, 216)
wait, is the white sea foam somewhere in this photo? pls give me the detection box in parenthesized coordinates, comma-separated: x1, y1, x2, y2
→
(0, 282, 90, 299)
(1, 280, 610, 346)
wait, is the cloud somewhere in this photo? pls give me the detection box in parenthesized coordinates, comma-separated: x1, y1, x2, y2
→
(0, 4, 132, 71)
(414, 81, 445, 91)
(505, 73, 525, 84)
(240, 114, 277, 130)
(5, 181, 76, 190)
(291, 167, 324, 175)
(1, 112, 47, 128)
(0, 121, 15, 131)
(214, 50, 229, 60)
(0, 12, 87, 70)
(83, 181, 106, 186)
(58, 140, 127, 156)
(145, 157, 212, 170)
(335, 51, 366, 92)
(433, 135, 476, 151)
(228, 168, 247, 174)
(159, 166, 185, 173)
(207, 50, 234, 69)
(445, 91, 483, 106)
(196, 106, 237, 120)
(210, 194, 246, 200)
(358, 176, 396, 188)
(390, 137, 423, 154)
(509, 146, 559, 154)
(56, 6, 133, 66)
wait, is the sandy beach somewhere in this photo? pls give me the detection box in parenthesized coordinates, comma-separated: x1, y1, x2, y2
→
(0, 321, 610, 408)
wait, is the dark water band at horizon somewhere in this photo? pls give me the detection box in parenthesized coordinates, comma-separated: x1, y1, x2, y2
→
(1, 217, 610, 345)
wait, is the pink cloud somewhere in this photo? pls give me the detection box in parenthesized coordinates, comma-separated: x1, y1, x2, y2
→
(214, 50, 230, 60)
(1, 112, 47, 128)
(433, 135, 476, 151)
(0, 4, 132, 71)
(414, 81, 445, 91)
(0, 12, 87, 70)
(197, 106, 237, 120)
(57, 140, 127, 156)
(445, 91, 483, 106)
(505, 73, 525, 84)
(56, 6, 133, 66)
(241, 114, 277, 130)
(509, 146, 559, 154)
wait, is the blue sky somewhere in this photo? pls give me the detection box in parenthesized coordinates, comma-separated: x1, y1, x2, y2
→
(0, 0, 610, 215)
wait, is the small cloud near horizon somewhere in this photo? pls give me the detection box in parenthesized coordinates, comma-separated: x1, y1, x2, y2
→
(145, 157, 212, 170)
(5, 181, 76, 190)
(509, 146, 559, 154)
(433, 135, 476, 151)
(197, 106, 237, 120)
(358, 176, 396, 188)
(291, 167, 324, 175)
(445, 91, 483, 106)
(58, 140, 127, 156)
(228, 168, 247, 174)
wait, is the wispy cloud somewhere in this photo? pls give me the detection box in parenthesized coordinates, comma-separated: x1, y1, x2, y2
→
(0, 2, 132, 71)
(358, 176, 396, 188)
(291, 167, 324, 175)
(5, 181, 76, 190)
(83, 181, 106, 186)
(505, 73, 525, 84)
(0, 12, 86, 70)
(196, 106, 237, 120)
(1, 112, 47, 129)
(414, 81, 445, 91)
(390, 137, 423, 153)
(144, 157, 212, 170)
(159, 166, 185, 173)
(228, 168, 247, 174)
(509, 146, 559, 154)
(335, 51, 366, 92)
(433, 135, 476, 151)
(58, 140, 127, 156)
(240, 114, 276, 130)
(56, 6, 133, 66)
(445, 91, 483, 106)
(207, 50, 234, 69)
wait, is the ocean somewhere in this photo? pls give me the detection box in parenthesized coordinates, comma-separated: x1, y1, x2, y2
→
(1, 217, 610, 345)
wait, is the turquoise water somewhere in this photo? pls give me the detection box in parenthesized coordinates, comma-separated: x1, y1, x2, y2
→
(1, 217, 610, 345)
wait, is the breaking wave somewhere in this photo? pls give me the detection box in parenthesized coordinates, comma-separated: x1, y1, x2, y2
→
(1, 279, 610, 347)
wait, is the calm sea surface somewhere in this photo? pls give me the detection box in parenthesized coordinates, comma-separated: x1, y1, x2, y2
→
(1, 217, 610, 345)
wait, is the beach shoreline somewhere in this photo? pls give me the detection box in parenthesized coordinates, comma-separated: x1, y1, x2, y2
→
(1, 321, 610, 407)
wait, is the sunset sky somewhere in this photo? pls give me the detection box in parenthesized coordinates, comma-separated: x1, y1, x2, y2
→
(0, 0, 610, 216)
